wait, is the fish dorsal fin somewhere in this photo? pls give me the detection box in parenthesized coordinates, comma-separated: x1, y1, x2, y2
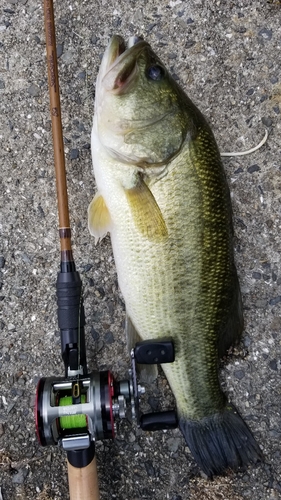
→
(126, 314, 158, 383)
(125, 179, 168, 242)
(88, 192, 112, 243)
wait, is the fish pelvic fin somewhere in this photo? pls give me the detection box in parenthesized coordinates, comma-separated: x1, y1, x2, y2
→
(179, 404, 263, 477)
(126, 314, 158, 383)
(88, 192, 112, 243)
(125, 179, 168, 243)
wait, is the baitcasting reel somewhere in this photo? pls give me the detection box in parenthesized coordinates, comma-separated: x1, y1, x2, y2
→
(35, 339, 178, 451)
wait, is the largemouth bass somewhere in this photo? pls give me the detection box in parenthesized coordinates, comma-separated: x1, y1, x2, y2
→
(89, 35, 262, 476)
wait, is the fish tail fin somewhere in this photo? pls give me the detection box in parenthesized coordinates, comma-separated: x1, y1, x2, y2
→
(179, 404, 263, 477)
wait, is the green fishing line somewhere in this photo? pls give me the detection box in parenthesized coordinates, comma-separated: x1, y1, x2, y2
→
(59, 395, 87, 429)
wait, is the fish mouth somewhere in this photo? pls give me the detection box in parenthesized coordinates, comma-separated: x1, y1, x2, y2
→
(101, 35, 149, 94)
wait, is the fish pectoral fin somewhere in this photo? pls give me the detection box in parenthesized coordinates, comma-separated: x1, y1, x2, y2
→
(88, 192, 112, 243)
(125, 180, 168, 242)
(126, 314, 158, 383)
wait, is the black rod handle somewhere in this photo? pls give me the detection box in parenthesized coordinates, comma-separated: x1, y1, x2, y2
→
(56, 270, 87, 376)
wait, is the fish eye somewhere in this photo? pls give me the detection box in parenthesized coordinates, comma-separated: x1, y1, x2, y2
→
(146, 64, 165, 81)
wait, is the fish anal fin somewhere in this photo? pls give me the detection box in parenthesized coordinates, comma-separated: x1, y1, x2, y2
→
(126, 314, 158, 383)
(125, 180, 168, 243)
(88, 192, 112, 243)
(126, 314, 142, 353)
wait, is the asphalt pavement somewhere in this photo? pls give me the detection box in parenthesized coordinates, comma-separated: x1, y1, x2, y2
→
(0, 0, 281, 499)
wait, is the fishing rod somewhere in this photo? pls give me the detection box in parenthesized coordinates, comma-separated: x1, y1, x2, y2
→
(35, 1, 178, 498)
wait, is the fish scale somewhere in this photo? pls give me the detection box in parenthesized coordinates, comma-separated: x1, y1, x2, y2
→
(89, 35, 262, 476)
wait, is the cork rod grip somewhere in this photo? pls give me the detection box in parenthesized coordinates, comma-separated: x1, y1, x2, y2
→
(67, 457, 100, 500)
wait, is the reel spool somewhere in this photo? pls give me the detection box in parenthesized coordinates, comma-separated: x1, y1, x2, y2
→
(35, 339, 178, 452)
